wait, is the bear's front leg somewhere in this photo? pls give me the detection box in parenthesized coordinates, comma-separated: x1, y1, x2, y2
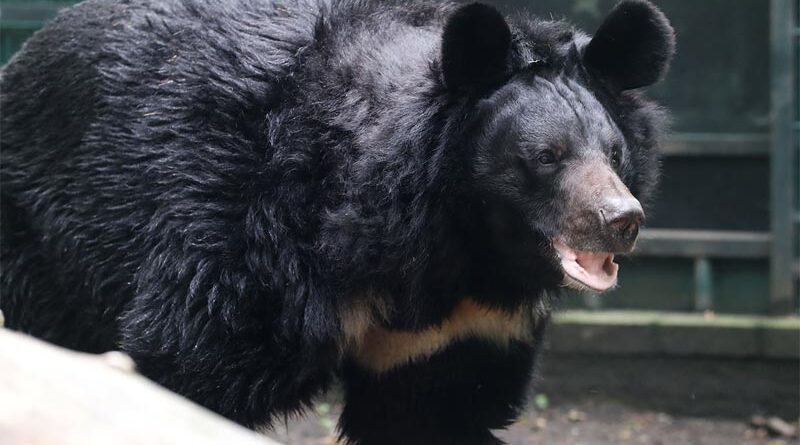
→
(339, 337, 539, 445)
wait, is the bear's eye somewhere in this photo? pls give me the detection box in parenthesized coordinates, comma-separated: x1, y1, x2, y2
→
(610, 147, 621, 168)
(537, 150, 557, 166)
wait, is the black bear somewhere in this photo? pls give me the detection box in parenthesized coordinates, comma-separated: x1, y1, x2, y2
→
(0, 0, 674, 443)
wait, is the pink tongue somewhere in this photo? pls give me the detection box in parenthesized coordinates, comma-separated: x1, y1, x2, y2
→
(553, 241, 619, 291)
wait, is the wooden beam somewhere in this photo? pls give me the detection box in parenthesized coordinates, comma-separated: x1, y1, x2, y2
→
(662, 133, 769, 157)
(0, 328, 284, 445)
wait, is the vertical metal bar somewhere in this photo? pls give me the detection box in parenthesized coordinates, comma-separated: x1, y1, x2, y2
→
(769, 0, 798, 313)
(694, 257, 713, 312)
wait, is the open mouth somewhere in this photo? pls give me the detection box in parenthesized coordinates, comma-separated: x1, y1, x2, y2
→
(552, 240, 619, 292)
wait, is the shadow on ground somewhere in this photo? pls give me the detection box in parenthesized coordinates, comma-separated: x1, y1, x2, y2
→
(266, 355, 799, 445)
(535, 354, 798, 420)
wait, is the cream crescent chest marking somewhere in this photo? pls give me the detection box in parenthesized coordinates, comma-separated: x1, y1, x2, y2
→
(344, 298, 537, 373)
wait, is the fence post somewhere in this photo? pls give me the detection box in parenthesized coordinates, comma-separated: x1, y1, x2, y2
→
(769, 0, 798, 314)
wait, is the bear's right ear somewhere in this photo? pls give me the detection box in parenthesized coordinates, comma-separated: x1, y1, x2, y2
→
(441, 3, 512, 95)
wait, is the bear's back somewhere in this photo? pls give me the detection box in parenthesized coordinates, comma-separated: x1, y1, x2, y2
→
(0, 0, 456, 352)
(0, 0, 328, 350)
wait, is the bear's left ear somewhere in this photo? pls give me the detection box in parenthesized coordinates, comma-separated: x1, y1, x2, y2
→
(441, 3, 512, 95)
(583, 0, 675, 91)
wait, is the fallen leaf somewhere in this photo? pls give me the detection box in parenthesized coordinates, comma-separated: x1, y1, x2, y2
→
(568, 409, 587, 422)
(534, 393, 550, 410)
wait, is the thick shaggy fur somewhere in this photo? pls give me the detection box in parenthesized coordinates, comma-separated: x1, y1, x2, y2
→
(0, 0, 673, 443)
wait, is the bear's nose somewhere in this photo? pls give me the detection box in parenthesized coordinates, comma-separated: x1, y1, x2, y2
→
(601, 197, 644, 246)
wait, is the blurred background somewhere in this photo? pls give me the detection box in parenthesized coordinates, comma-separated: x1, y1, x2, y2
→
(1, 0, 798, 444)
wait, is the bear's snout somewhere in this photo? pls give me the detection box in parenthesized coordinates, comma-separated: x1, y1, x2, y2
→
(559, 161, 645, 254)
(600, 195, 644, 252)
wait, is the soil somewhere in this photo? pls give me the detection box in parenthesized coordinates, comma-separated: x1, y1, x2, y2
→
(265, 355, 799, 445)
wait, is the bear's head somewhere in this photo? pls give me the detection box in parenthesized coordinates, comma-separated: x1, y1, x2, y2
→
(442, 1, 675, 293)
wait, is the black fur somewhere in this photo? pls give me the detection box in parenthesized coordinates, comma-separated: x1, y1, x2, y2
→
(0, 0, 673, 443)
(340, 337, 540, 445)
(584, 0, 676, 91)
(441, 2, 512, 94)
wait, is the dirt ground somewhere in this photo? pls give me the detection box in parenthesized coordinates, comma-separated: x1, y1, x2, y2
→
(265, 355, 799, 445)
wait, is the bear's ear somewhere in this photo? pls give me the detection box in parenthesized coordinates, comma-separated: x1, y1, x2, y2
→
(583, 0, 675, 91)
(441, 3, 512, 94)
